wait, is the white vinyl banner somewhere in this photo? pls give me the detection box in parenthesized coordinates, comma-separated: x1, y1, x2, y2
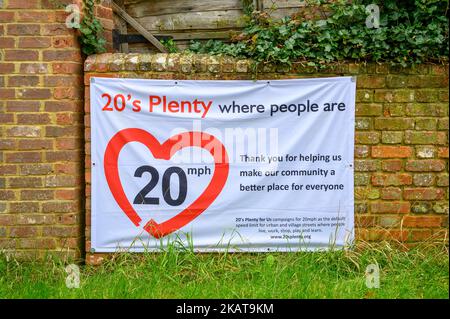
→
(90, 77, 355, 252)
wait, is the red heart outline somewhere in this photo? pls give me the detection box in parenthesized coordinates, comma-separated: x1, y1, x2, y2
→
(104, 128, 229, 238)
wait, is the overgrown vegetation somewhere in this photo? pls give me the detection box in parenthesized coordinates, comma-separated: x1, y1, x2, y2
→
(189, 0, 449, 68)
(76, 0, 107, 55)
(0, 242, 448, 298)
(160, 38, 179, 53)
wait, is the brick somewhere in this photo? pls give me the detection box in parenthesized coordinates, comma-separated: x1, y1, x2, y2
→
(20, 164, 53, 175)
(0, 215, 16, 226)
(46, 150, 80, 162)
(377, 216, 401, 228)
(437, 147, 448, 158)
(41, 23, 70, 36)
(17, 114, 51, 125)
(355, 215, 376, 227)
(44, 75, 81, 87)
(43, 50, 82, 62)
(380, 187, 402, 200)
(52, 63, 82, 74)
(357, 75, 385, 88)
(0, 63, 15, 74)
(381, 131, 403, 144)
(415, 90, 440, 102)
(9, 177, 42, 188)
(9, 227, 39, 238)
(17, 238, 56, 249)
(0, 12, 15, 22)
(409, 229, 433, 241)
(9, 202, 40, 214)
(372, 173, 412, 186)
(21, 190, 54, 200)
(372, 146, 413, 158)
(415, 146, 436, 159)
(355, 132, 379, 144)
(55, 189, 77, 200)
(0, 165, 17, 175)
(386, 75, 409, 88)
(437, 174, 449, 187)
(0, 114, 14, 124)
(6, 101, 40, 112)
(17, 214, 55, 225)
(45, 175, 76, 187)
(53, 87, 82, 99)
(413, 174, 435, 186)
(433, 202, 449, 214)
(18, 37, 51, 48)
(7, 0, 40, 8)
(383, 103, 405, 117)
(46, 126, 81, 138)
(405, 160, 446, 172)
(17, 88, 51, 99)
(415, 118, 437, 130)
(355, 103, 382, 116)
(365, 229, 409, 242)
(0, 139, 16, 149)
(7, 24, 40, 36)
(6, 126, 41, 137)
(355, 160, 380, 172)
(370, 201, 410, 214)
(42, 202, 75, 213)
(406, 103, 447, 116)
(405, 131, 446, 145)
(55, 162, 79, 175)
(95, 5, 113, 20)
(0, 37, 15, 48)
(7, 75, 39, 87)
(355, 145, 369, 158)
(16, 11, 55, 22)
(355, 173, 370, 186)
(18, 139, 53, 150)
(45, 101, 81, 112)
(403, 216, 441, 228)
(437, 118, 449, 130)
(56, 138, 81, 150)
(52, 37, 77, 48)
(374, 118, 414, 130)
(42, 226, 78, 238)
(355, 118, 371, 130)
(5, 152, 41, 163)
(0, 88, 15, 99)
(20, 63, 48, 74)
(411, 202, 433, 214)
(374, 89, 414, 102)
(355, 202, 368, 214)
(403, 188, 445, 200)
(57, 113, 80, 125)
(0, 190, 16, 201)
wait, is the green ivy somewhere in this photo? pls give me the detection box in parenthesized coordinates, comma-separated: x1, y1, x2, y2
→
(75, 0, 107, 55)
(160, 38, 179, 53)
(189, 0, 449, 68)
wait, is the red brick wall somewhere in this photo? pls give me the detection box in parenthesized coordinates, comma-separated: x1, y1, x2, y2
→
(0, 0, 112, 260)
(84, 54, 448, 264)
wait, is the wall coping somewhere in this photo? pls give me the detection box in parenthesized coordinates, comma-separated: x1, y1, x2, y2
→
(84, 53, 449, 75)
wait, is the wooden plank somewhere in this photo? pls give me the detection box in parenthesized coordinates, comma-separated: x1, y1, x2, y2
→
(112, 1, 168, 53)
(115, 0, 129, 53)
(135, 10, 245, 32)
(262, 0, 306, 9)
(125, 29, 239, 41)
(125, 0, 242, 18)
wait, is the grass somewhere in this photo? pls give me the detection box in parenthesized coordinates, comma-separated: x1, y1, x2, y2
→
(0, 241, 448, 299)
